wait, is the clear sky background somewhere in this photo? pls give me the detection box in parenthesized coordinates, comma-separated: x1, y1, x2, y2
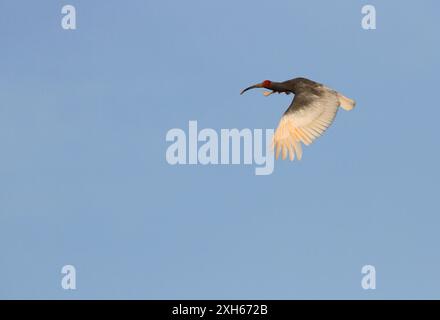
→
(1, 0, 439, 299)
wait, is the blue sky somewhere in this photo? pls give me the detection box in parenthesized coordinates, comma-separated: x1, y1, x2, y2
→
(1, 0, 440, 299)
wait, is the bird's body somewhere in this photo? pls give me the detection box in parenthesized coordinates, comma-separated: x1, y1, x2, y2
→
(241, 77, 355, 161)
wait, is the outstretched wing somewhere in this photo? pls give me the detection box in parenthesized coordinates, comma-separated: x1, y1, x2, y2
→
(273, 89, 340, 161)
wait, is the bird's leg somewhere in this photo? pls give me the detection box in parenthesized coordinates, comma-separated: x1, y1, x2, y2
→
(263, 90, 275, 97)
(264, 90, 290, 96)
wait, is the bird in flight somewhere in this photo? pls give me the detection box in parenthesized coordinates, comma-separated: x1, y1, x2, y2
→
(241, 77, 355, 161)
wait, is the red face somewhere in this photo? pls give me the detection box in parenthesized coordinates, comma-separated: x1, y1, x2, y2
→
(262, 80, 272, 88)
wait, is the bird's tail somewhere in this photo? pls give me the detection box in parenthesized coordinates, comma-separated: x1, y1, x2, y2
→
(337, 93, 356, 111)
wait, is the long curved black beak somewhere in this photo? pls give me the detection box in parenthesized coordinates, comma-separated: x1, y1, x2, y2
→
(240, 83, 263, 95)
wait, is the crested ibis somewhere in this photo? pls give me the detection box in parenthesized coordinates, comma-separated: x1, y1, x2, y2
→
(241, 77, 356, 161)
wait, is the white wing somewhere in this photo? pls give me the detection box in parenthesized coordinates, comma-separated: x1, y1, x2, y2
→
(273, 90, 340, 161)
